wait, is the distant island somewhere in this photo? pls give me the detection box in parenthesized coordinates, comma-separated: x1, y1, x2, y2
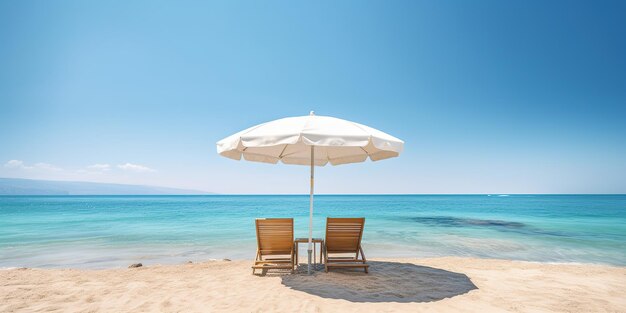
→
(0, 178, 210, 195)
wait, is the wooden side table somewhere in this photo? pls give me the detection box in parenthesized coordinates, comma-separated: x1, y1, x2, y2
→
(294, 238, 324, 266)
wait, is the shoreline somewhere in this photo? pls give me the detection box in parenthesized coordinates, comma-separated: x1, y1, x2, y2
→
(1, 256, 623, 271)
(2, 257, 624, 312)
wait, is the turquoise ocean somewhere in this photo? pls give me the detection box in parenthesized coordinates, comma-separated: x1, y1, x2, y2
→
(1, 195, 625, 269)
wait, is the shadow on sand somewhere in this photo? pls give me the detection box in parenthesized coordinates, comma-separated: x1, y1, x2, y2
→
(281, 261, 477, 303)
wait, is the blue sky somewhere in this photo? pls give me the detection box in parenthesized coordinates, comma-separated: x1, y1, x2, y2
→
(1, 1, 625, 194)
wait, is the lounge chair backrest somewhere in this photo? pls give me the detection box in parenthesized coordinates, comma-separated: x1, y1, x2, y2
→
(325, 217, 365, 253)
(255, 218, 294, 256)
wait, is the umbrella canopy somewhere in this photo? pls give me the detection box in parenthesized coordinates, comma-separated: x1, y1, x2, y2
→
(217, 112, 403, 165)
(216, 112, 404, 273)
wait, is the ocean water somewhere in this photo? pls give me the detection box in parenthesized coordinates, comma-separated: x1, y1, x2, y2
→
(0, 195, 625, 269)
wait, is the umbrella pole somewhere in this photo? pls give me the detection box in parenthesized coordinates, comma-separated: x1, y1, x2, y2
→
(308, 145, 314, 275)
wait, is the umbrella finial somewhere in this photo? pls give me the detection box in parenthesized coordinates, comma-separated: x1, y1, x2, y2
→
(310, 111, 315, 116)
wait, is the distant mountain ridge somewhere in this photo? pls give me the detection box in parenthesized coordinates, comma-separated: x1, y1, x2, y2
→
(0, 178, 210, 195)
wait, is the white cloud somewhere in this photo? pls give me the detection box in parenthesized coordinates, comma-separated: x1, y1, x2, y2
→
(87, 163, 111, 171)
(117, 163, 156, 173)
(4, 160, 32, 169)
(4, 160, 154, 174)
(33, 162, 62, 171)
(4, 160, 61, 171)
(3, 159, 157, 183)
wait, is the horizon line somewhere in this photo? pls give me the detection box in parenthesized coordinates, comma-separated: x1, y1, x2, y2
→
(1, 193, 625, 196)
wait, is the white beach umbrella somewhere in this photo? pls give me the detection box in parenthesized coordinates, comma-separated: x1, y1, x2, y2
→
(216, 111, 404, 274)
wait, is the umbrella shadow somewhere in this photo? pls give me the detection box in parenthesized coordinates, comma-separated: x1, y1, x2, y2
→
(281, 261, 477, 303)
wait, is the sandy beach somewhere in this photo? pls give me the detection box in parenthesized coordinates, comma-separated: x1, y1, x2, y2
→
(1, 257, 624, 313)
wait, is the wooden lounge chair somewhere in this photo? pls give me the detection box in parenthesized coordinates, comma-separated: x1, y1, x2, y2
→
(323, 217, 369, 273)
(252, 218, 295, 274)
